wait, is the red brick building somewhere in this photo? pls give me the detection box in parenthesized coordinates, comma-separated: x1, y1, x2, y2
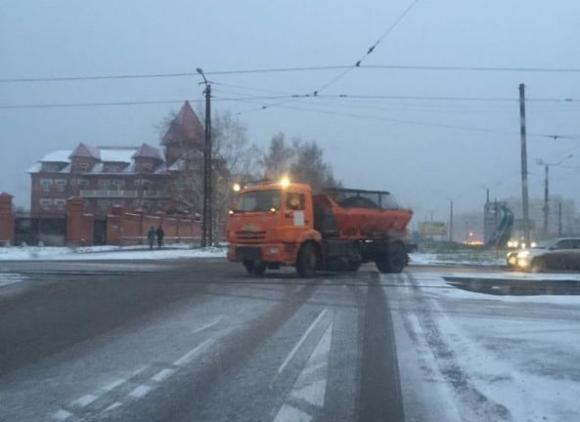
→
(29, 101, 204, 217)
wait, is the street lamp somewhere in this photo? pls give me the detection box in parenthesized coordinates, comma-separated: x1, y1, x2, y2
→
(536, 154, 573, 237)
(197, 68, 213, 247)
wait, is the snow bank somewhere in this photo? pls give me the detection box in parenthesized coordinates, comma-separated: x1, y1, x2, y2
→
(0, 245, 226, 261)
(410, 252, 504, 267)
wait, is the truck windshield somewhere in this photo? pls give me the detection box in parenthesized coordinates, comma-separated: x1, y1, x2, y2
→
(235, 190, 281, 212)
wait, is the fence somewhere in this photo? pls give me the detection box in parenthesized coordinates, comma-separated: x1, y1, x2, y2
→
(104, 206, 201, 246)
(2, 196, 204, 247)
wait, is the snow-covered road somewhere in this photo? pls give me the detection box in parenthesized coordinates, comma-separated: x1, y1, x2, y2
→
(1, 258, 579, 422)
(391, 270, 580, 422)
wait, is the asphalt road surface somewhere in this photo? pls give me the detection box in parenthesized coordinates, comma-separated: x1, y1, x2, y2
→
(1, 260, 578, 422)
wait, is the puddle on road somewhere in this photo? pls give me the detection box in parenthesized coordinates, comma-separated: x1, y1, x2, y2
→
(444, 276, 580, 296)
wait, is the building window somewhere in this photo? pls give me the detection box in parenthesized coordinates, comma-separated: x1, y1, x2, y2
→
(40, 198, 53, 210)
(98, 179, 111, 189)
(111, 179, 126, 190)
(54, 199, 66, 210)
(79, 179, 89, 188)
(54, 179, 66, 192)
(79, 161, 90, 172)
(40, 178, 53, 192)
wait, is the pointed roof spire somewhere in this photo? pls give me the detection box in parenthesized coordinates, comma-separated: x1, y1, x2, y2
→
(161, 101, 204, 145)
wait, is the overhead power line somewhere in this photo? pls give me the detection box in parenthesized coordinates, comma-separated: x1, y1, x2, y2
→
(1, 92, 578, 141)
(2, 92, 579, 110)
(312, 0, 421, 96)
(5, 64, 580, 84)
(227, 96, 580, 140)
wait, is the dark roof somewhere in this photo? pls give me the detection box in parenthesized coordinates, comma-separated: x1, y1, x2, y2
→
(133, 143, 163, 160)
(161, 101, 204, 146)
(69, 143, 100, 160)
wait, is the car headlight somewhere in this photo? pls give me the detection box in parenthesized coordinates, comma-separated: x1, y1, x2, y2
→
(517, 250, 530, 259)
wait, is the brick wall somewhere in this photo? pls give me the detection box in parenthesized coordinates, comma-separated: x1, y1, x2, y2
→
(66, 197, 94, 246)
(106, 205, 200, 246)
(0, 193, 15, 246)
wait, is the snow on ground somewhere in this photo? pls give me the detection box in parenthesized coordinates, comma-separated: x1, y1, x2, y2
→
(395, 270, 580, 421)
(0, 245, 226, 261)
(410, 251, 505, 267)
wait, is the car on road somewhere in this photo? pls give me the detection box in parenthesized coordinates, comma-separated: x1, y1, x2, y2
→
(507, 238, 580, 272)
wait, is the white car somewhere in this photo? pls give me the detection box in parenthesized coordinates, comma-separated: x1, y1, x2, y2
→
(507, 238, 580, 272)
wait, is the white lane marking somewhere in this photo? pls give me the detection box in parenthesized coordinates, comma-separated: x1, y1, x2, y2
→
(278, 309, 328, 375)
(173, 337, 214, 366)
(0, 272, 27, 288)
(292, 380, 326, 405)
(129, 384, 153, 399)
(102, 377, 127, 392)
(151, 368, 175, 383)
(72, 393, 98, 407)
(131, 365, 147, 376)
(53, 409, 73, 421)
(192, 316, 223, 334)
(274, 320, 333, 421)
(274, 404, 312, 422)
(103, 401, 122, 412)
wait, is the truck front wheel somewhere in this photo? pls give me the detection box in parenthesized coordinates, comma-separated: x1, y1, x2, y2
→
(375, 242, 407, 274)
(243, 260, 266, 276)
(296, 243, 317, 277)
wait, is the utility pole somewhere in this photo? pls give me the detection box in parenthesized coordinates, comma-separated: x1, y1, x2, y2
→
(519, 83, 531, 246)
(536, 154, 572, 239)
(558, 201, 563, 236)
(197, 68, 212, 247)
(543, 164, 549, 237)
(448, 199, 454, 242)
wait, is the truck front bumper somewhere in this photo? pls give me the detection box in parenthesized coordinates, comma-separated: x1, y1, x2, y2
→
(228, 243, 297, 265)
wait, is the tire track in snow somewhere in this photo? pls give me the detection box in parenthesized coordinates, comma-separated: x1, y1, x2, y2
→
(404, 272, 511, 422)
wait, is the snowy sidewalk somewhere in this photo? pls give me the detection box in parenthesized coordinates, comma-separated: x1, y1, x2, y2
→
(0, 245, 226, 261)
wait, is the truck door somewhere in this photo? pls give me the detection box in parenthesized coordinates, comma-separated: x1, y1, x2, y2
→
(284, 191, 312, 236)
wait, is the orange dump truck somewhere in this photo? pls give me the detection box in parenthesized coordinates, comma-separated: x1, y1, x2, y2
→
(226, 179, 413, 276)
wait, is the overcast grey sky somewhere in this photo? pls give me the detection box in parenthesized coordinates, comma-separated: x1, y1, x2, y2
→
(2, 0, 580, 221)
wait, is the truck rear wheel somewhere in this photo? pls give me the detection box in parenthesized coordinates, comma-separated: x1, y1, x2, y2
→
(243, 260, 266, 276)
(296, 243, 317, 277)
(375, 242, 407, 274)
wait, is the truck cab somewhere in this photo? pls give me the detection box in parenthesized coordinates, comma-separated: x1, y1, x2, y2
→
(227, 180, 320, 275)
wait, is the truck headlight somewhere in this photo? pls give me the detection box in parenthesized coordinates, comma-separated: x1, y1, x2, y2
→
(268, 247, 280, 255)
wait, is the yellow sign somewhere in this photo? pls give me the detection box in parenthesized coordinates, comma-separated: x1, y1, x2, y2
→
(419, 221, 448, 236)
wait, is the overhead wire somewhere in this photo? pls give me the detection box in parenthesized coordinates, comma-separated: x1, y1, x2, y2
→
(219, 94, 580, 140)
(312, 0, 421, 96)
(6, 63, 580, 84)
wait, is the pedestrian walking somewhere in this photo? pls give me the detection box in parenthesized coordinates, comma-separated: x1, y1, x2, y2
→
(156, 225, 165, 249)
(147, 226, 156, 250)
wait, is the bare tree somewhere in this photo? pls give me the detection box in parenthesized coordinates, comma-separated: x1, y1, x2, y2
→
(211, 111, 260, 232)
(260, 133, 340, 192)
(259, 132, 294, 180)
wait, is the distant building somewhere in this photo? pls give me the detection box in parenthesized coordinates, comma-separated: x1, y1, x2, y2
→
(454, 211, 484, 243)
(28, 101, 204, 217)
(505, 196, 578, 238)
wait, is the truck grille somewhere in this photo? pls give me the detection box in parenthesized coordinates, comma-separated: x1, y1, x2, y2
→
(235, 231, 266, 243)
